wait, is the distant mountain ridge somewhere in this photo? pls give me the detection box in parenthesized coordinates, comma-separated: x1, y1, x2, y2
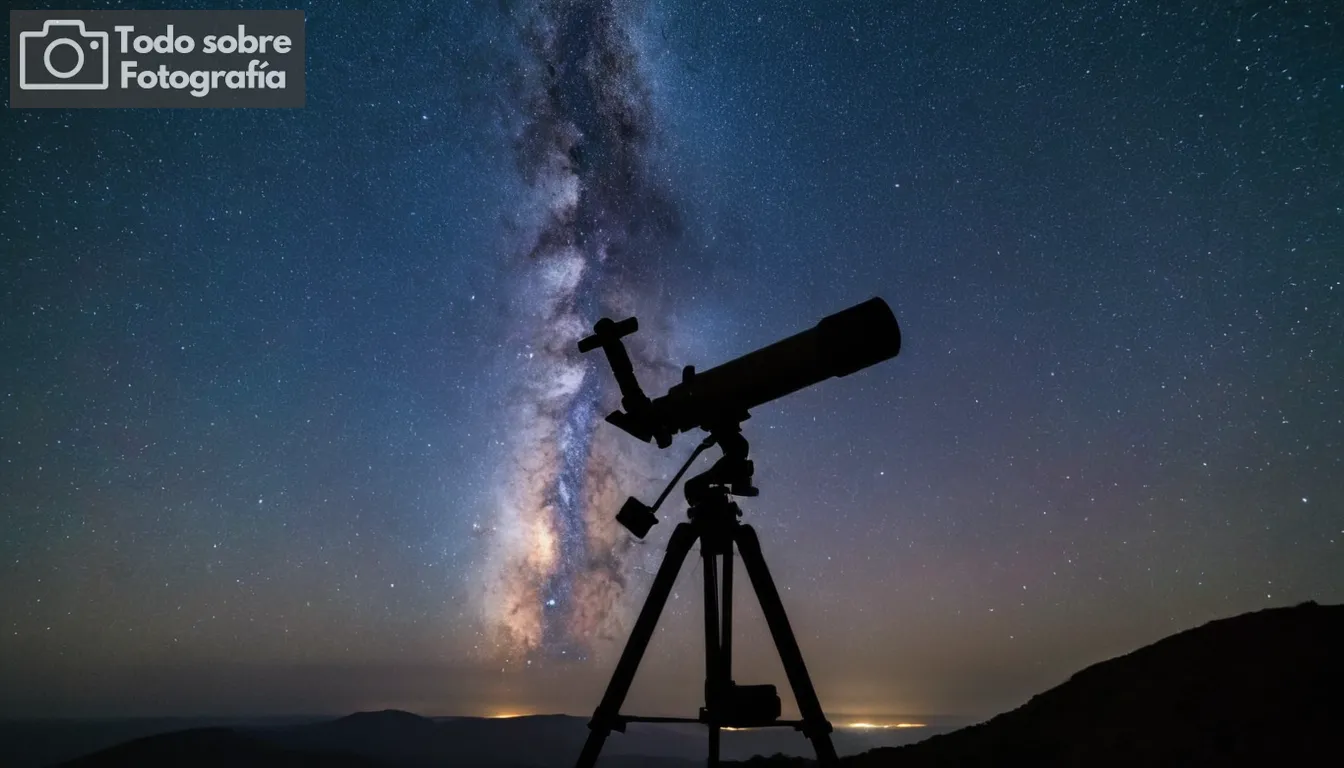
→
(59, 726, 380, 767)
(262, 711, 593, 767)
(3, 709, 952, 767)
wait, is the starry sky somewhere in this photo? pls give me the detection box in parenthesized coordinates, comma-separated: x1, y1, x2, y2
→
(2, 0, 1341, 721)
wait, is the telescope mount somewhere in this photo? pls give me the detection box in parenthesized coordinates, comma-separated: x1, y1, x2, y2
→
(574, 421, 839, 768)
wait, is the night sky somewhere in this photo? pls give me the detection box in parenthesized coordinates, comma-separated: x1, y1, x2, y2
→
(2, 0, 1341, 721)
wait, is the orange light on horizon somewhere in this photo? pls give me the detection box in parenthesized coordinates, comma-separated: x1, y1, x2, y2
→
(846, 722, 926, 730)
(488, 711, 530, 719)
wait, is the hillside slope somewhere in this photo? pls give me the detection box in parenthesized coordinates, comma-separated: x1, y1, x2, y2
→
(841, 601, 1343, 767)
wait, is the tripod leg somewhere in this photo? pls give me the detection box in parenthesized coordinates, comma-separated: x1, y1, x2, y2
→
(722, 547, 733, 680)
(734, 524, 839, 765)
(711, 548, 734, 768)
(702, 545, 722, 768)
(575, 522, 699, 768)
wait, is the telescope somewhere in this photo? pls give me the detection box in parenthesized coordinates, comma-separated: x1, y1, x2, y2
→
(574, 297, 902, 768)
(579, 296, 901, 448)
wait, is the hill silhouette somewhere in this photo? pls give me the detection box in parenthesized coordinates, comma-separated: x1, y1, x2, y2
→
(50, 710, 701, 767)
(771, 601, 1341, 767)
(57, 726, 380, 767)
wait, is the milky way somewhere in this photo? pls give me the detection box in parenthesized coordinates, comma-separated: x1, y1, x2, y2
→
(477, 0, 682, 660)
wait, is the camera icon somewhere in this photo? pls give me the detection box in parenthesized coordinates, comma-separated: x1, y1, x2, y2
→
(18, 19, 110, 90)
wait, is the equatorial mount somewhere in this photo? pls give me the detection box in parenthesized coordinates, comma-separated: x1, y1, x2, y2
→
(613, 422, 757, 540)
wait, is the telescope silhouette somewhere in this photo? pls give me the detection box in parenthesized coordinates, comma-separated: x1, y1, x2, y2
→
(575, 297, 901, 768)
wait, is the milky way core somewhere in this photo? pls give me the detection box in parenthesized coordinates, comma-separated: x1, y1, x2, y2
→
(477, 0, 682, 660)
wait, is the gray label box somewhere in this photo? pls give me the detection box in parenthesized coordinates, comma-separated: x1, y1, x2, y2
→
(10, 10, 305, 108)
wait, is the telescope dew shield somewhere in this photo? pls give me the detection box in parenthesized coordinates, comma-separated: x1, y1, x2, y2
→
(816, 296, 903, 376)
(658, 297, 901, 433)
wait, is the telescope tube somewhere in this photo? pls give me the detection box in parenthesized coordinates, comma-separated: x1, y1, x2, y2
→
(654, 297, 901, 434)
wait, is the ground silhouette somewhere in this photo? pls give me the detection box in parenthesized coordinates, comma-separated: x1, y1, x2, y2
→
(37, 602, 1344, 767)
(738, 601, 1343, 767)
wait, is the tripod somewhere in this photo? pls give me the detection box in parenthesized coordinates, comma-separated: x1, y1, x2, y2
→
(575, 424, 838, 768)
